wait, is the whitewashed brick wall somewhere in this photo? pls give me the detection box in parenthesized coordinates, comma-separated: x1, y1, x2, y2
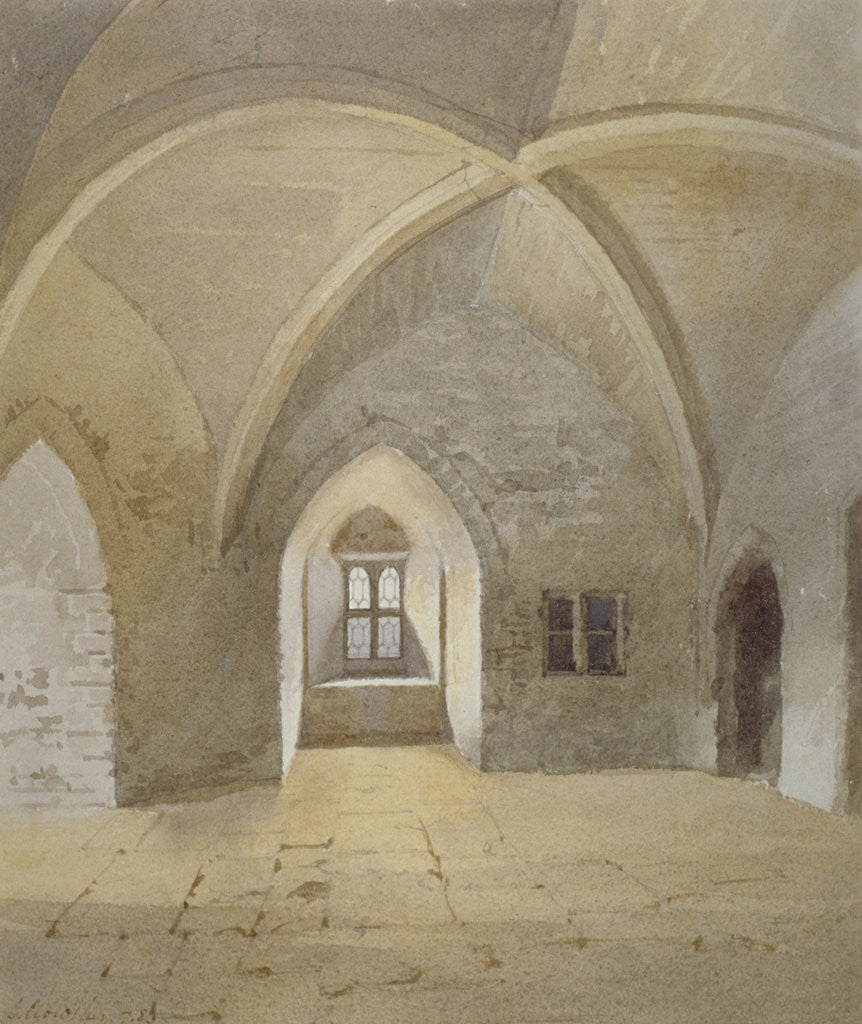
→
(0, 442, 116, 808)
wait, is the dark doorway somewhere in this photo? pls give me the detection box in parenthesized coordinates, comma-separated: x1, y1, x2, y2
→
(715, 559, 783, 781)
(846, 499, 862, 814)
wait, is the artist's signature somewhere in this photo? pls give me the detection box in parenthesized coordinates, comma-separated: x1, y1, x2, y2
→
(3, 1002, 156, 1021)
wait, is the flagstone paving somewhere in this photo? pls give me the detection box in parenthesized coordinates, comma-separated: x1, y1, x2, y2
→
(1, 745, 860, 1023)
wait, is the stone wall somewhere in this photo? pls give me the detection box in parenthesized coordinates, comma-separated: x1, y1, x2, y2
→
(0, 245, 279, 805)
(250, 301, 698, 773)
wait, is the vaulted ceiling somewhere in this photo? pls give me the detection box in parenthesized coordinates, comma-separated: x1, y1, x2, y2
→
(1, 0, 860, 552)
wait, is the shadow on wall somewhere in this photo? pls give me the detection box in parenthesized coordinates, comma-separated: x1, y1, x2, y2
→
(0, 441, 115, 808)
(279, 445, 481, 773)
(713, 555, 783, 785)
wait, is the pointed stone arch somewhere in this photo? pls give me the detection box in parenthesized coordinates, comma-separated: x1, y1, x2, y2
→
(0, 396, 120, 567)
(0, 439, 116, 807)
(0, 90, 710, 558)
(280, 445, 482, 772)
(710, 529, 786, 783)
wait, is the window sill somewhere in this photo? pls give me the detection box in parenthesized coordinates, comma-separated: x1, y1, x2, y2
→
(543, 670, 627, 678)
(314, 676, 437, 689)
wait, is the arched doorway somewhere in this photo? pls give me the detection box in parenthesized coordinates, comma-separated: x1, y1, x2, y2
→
(714, 558, 783, 782)
(279, 445, 481, 773)
(846, 497, 862, 814)
(301, 505, 437, 746)
(0, 441, 116, 807)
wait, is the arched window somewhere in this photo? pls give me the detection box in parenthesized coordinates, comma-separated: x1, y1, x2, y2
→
(344, 561, 404, 664)
(377, 564, 403, 657)
(333, 507, 410, 674)
(346, 565, 372, 658)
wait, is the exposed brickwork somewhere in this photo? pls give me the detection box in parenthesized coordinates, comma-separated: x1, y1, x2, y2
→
(0, 585, 115, 809)
(0, 443, 116, 808)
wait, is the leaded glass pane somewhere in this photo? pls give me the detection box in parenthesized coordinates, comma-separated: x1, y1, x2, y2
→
(346, 616, 371, 659)
(378, 565, 401, 610)
(348, 566, 371, 610)
(377, 616, 401, 658)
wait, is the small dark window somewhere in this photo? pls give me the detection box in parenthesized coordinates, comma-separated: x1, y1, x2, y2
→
(545, 594, 576, 673)
(543, 589, 627, 677)
(582, 594, 619, 674)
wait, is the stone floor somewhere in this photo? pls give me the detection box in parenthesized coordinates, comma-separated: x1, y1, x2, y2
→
(1, 745, 860, 1023)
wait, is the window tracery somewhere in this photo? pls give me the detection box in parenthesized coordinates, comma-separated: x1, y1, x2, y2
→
(344, 560, 404, 666)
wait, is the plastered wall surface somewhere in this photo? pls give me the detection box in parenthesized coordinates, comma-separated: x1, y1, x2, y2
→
(0, 243, 288, 803)
(549, 149, 862, 489)
(549, 0, 862, 134)
(709, 270, 862, 811)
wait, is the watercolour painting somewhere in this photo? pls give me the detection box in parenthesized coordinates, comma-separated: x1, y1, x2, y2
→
(0, 2, 860, 1021)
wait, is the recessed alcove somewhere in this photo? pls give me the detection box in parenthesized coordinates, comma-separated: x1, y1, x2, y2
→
(279, 445, 481, 771)
(714, 556, 783, 784)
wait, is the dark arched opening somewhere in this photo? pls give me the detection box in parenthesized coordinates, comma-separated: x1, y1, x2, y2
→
(715, 559, 783, 782)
